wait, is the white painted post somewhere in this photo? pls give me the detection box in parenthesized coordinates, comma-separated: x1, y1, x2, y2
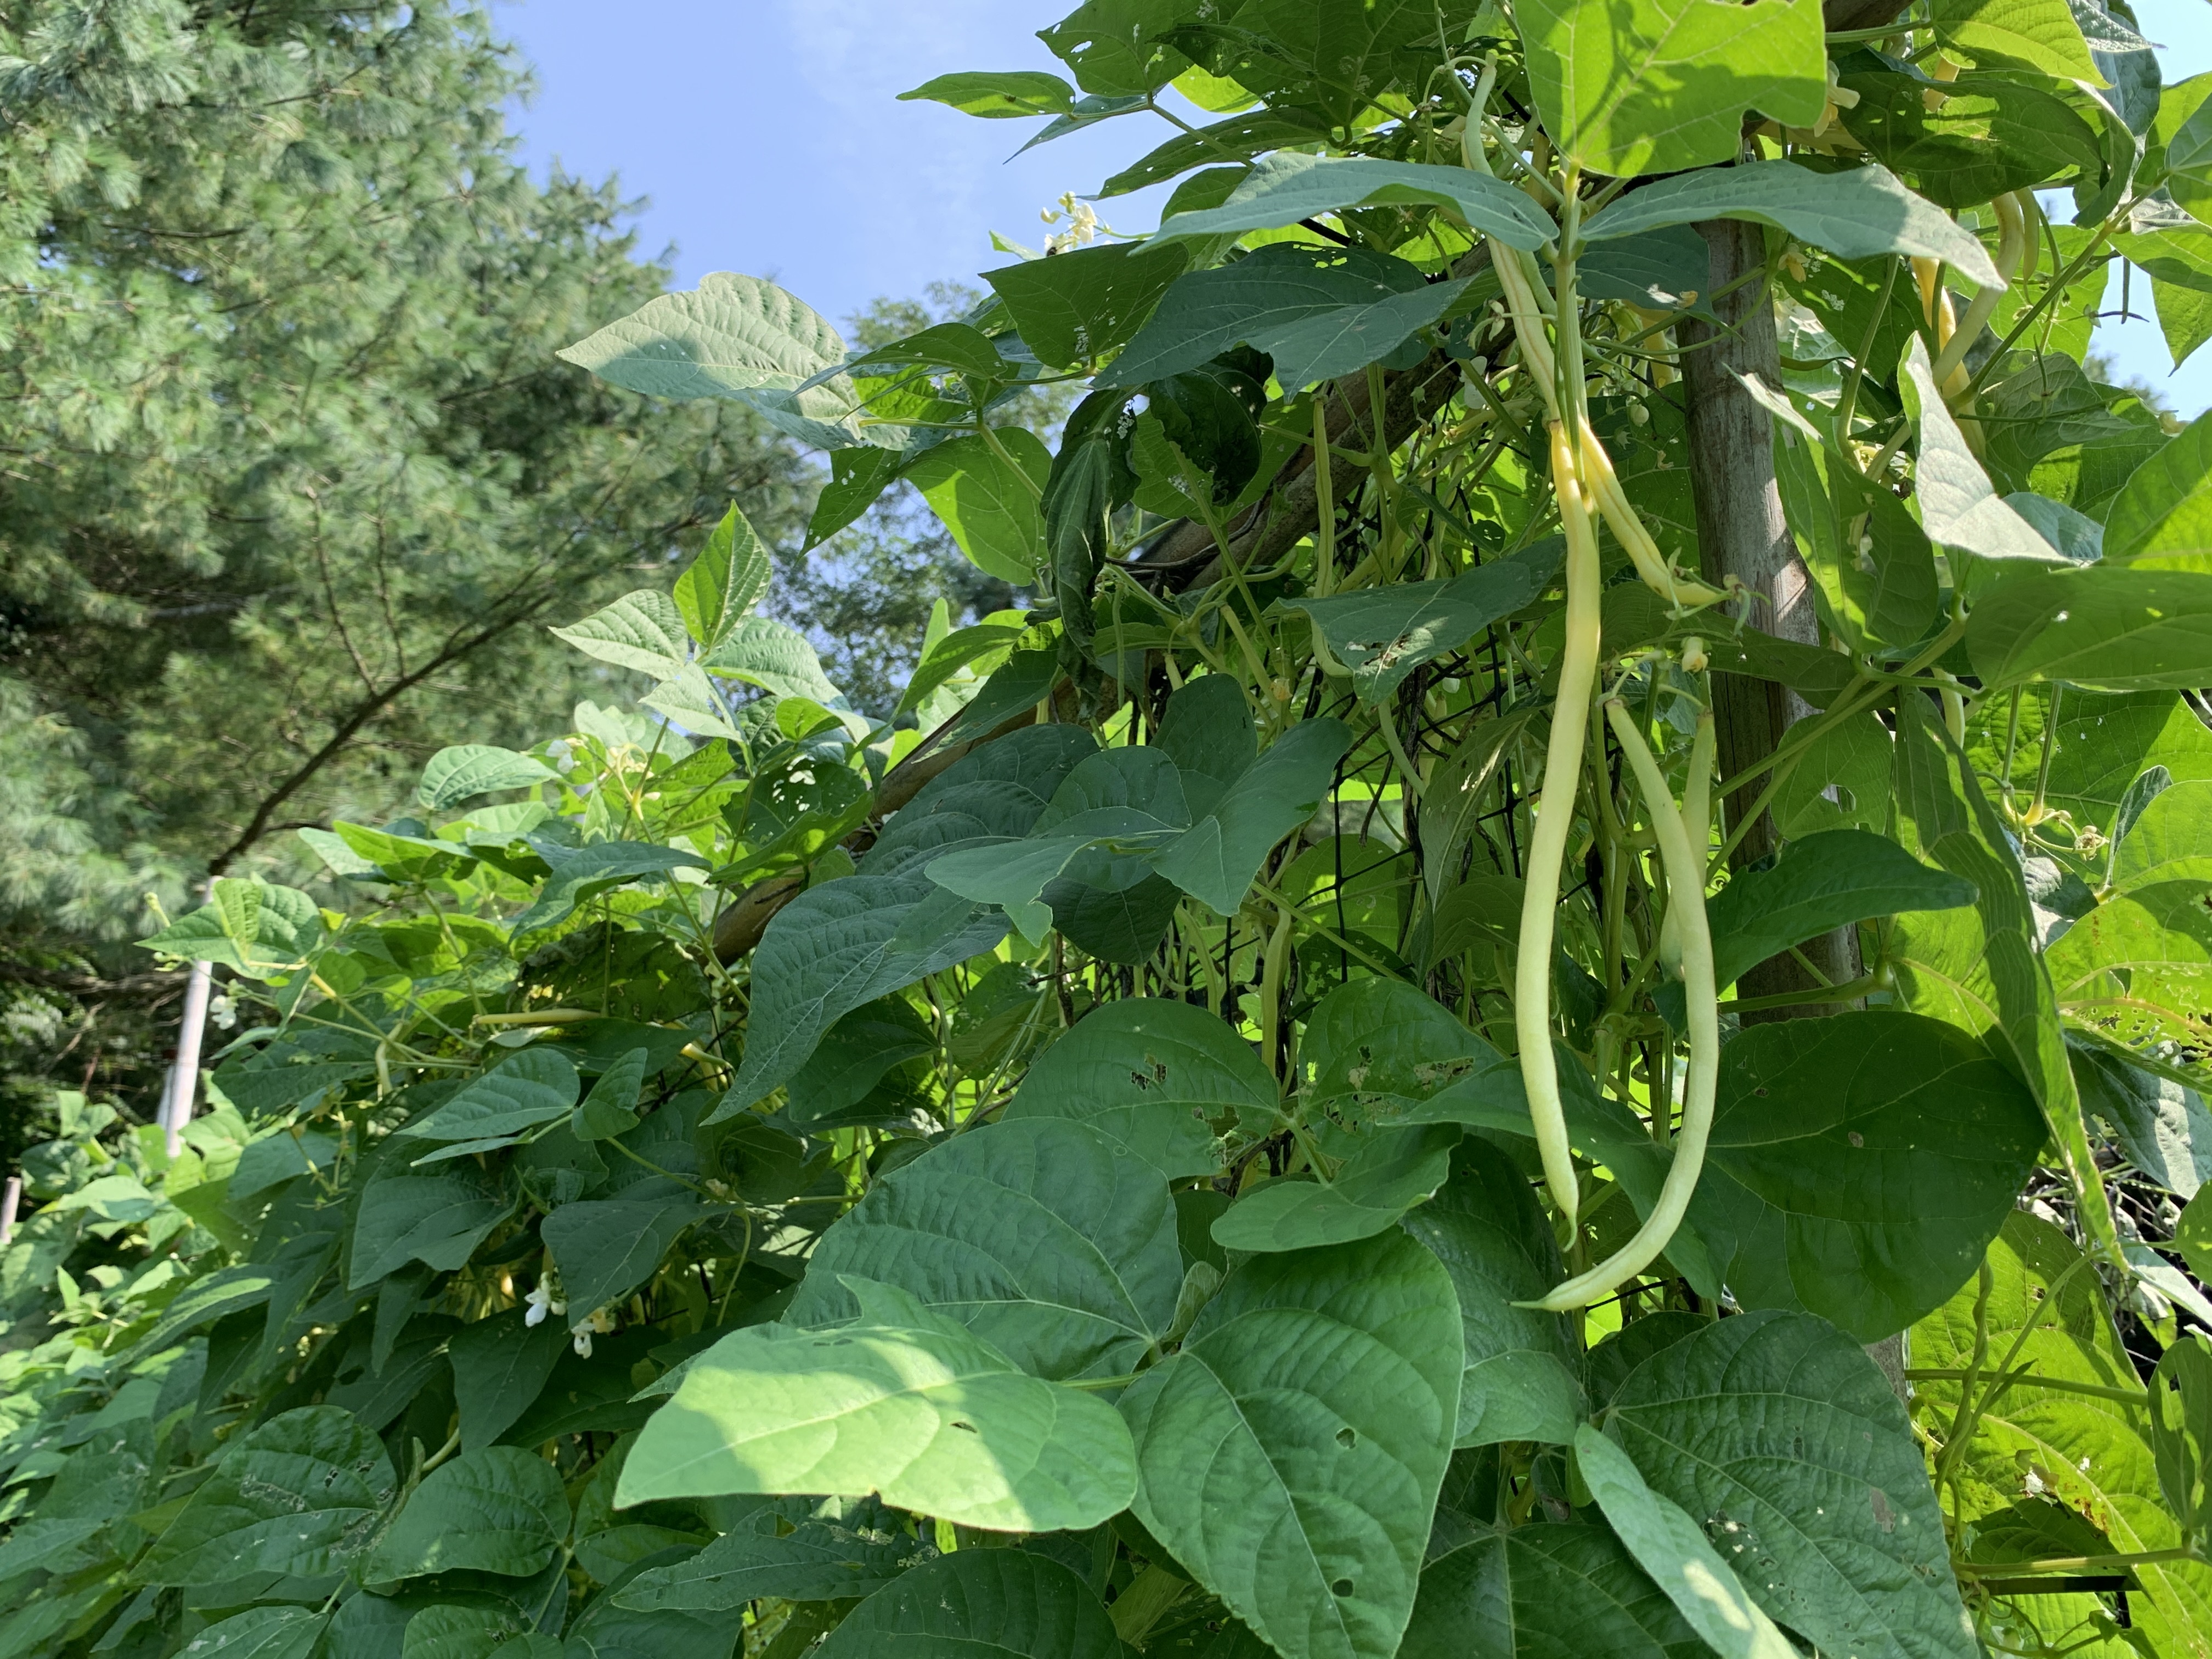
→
(0, 1175, 20, 1247)
(163, 957, 215, 1159)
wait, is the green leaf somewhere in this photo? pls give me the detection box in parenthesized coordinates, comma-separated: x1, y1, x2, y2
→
(906, 430, 1053, 584)
(806, 446, 904, 549)
(349, 1162, 512, 1289)
(1912, 1211, 2212, 1652)
(1403, 1519, 1705, 1659)
(1398, 1138, 1584, 1448)
(1584, 163, 2004, 290)
(1037, 0, 1192, 97)
(816, 1549, 1127, 1659)
(396, 1605, 533, 1659)
(615, 1498, 925, 1610)
(675, 503, 773, 650)
(180, 1607, 330, 1659)
(1283, 561, 1542, 705)
(1570, 1428, 1798, 1659)
(506, 840, 708, 940)
(699, 616, 848, 704)
(713, 872, 1011, 1116)
(571, 1047, 648, 1142)
(2046, 883, 2212, 1058)
(557, 272, 882, 450)
(1150, 151, 1556, 252)
(2167, 77, 2212, 223)
(1835, 64, 2106, 212)
(849, 323, 1017, 381)
(2114, 778, 2212, 893)
(138, 877, 320, 979)
(2074, 1038, 2212, 1197)
(1897, 337, 2064, 588)
(1005, 996, 1265, 1177)
(1889, 691, 2121, 1262)
(1770, 710, 1894, 840)
(1108, 243, 1472, 394)
(401, 1049, 579, 1144)
(550, 590, 692, 679)
(984, 242, 1188, 369)
(1299, 977, 1511, 1127)
(365, 1446, 571, 1581)
(139, 1406, 394, 1585)
(2105, 409, 2212, 573)
(1765, 405, 1940, 652)
(785, 1118, 1184, 1380)
(1153, 718, 1353, 915)
(448, 1310, 571, 1451)
(1212, 1124, 1460, 1252)
(1929, 0, 2104, 85)
(1606, 1311, 1976, 1659)
(1966, 567, 2212, 691)
(1705, 827, 1977, 991)
(417, 746, 557, 812)
(899, 70, 1078, 117)
(1119, 1230, 1462, 1659)
(2150, 1332, 2212, 1537)
(544, 1193, 709, 1318)
(1097, 108, 1334, 199)
(1519, 0, 1826, 176)
(618, 1277, 1138, 1532)
(1687, 1010, 2048, 1340)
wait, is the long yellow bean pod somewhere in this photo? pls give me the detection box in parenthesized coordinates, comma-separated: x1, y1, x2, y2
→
(1536, 697, 1720, 1311)
(1515, 421, 1605, 1227)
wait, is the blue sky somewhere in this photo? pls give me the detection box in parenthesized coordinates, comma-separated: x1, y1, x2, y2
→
(491, 0, 2212, 416)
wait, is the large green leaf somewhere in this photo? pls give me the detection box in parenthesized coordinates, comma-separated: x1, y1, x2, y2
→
(1118, 1231, 1462, 1659)
(816, 1549, 1127, 1659)
(1402, 1520, 1705, 1659)
(137, 877, 320, 979)
(1966, 567, 2212, 691)
(1150, 151, 1555, 251)
(1152, 718, 1353, 915)
(615, 1497, 923, 1610)
(1705, 828, 1976, 991)
(180, 1607, 329, 1659)
(1584, 163, 2002, 289)
(1398, 1138, 1583, 1447)
(2047, 883, 2212, 1057)
(619, 1277, 1137, 1532)
(364, 1446, 571, 1580)
(1571, 1429, 1798, 1659)
(556, 272, 881, 449)
(447, 1310, 569, 1451)
(1912, 1211, 2212, 1655)
(713, 871, 1010, 1116)
(906, 430, 1053, 585)
(138, 1406, 394, 1585)
(2106, 411, 2212, 574)
(1213, 1124, 1459, 1252)
(785, 1118, 1184, 1380)
(674, 502, 774, 650)
(349, 1164, 511, 1288)
(1097, 108, 1334, 198)
(1686, 1010, 2047, 1340)
(416, 746, 557, 812)
(550, 590, 693, 680)
(1107, 243, 1470, 394)
(1899, 338, 2074, 589)
(2074, 1039, 2212, 1198)
(1003, 996, 1265, 1178)
(1606, 1311, 1976, 1659)
(984, 242, 1188, 369)
(1929, 0, 2103, 85)
(1299, 976, 1509, 1127)
(1519, 0, 1827, 176)
(400, 1049, 578, 1145)
(899, 69, 1078, 117)
(544, 1192, 709, 1317)
(1283, 561, 1542, 705)
(1889, 691, 2120, 1261)
(2115, 778, 2212, 893)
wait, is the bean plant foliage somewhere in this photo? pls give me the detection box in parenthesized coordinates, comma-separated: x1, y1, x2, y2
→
(9, 1, 2212, 1656)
